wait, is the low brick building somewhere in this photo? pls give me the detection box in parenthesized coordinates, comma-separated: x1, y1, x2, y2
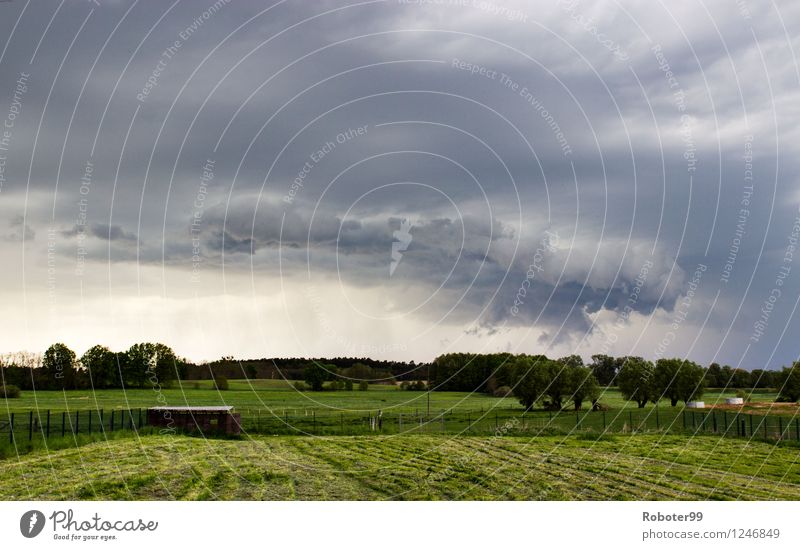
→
(147, 406, 241, 435)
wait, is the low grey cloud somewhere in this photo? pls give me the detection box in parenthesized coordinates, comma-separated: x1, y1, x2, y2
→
(0, 0, 798, 366)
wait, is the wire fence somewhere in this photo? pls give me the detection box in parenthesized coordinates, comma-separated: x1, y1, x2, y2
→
(1, 407, 799, 443)
(0, 409, 145, 445)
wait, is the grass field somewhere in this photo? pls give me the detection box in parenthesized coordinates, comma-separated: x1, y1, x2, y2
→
(2, 433, 799, 500)
(0, 382, 779, 414)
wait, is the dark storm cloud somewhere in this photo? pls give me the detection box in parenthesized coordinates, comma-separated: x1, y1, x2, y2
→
(2, 0, 799, 365)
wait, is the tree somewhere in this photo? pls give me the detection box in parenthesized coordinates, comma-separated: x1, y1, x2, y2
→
(706, 362, 722, 387)
(675, 360, 705, 404)
(590, 354, 621, 386)
(543, 359, 573, 410)
(510, 355, 550, 410)
(731, 368, 751, 389)
(124, 343, 153, 388)
(42, 343, 77, 390)
(213, 374, 229, 391)
(778, 362, 800, 402)
(750, 369, 775, 389)
(123, 343, 179, 389)
(304, 363, 333, 391)
(617, 357, 655, 408)
(568, 366, 600, 410)
(80, 345, 117, 389)
(558, 355, 584, 369)
(653, 358, 704, 406)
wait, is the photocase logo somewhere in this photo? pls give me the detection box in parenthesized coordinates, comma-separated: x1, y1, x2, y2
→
(390, 218, 414, 277)
(20, 510, 45, 538)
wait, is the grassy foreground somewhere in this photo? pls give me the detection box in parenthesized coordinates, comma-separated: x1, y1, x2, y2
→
(2, 433, 800, 500)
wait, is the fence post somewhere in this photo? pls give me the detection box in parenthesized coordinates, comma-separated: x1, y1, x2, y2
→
(138, 408, 142, 430)
(796, 418, 800, 441)
(9, 413, 13, 443)
(749, 414, 753, 436)
(28, 411, 33, 441)
(46, 410, 50, 438)
(763, 416, 768, 441)
(61, 412, 66, 437)
(779, 416, 783, 440)
(312, 410, 316, 433)
(655, 405, 659, 430)
(712, 413, 717, 433)
(602, 410, 606, 430)
(88, 410, 92, 434)
(110, 410, 115, 432)
(76, 410, 81, 435)
(629, 411, 633, 432)
(723, 411, 728, 434)
(682, 410, 686, 430)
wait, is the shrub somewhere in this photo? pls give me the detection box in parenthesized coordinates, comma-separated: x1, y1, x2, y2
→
(293, 381, 307, 391)
(493, 385, 513, 397)
(358, 380, 369, 391)
(0, 384, 20, 398)
(213, 375, 229, 391)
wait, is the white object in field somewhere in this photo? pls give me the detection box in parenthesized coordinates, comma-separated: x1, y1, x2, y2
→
(725, 397, 744, 405)
(686, 401, 705, 409)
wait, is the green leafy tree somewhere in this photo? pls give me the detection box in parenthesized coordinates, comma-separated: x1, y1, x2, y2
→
(654, 358, 705, 406)
(617, 357, 655, 408)
(213, 374, 229, 391)
(569, 366, 600, 410)
(124, 343, 153, 388)
(80, 345, 118, 389)
(589, 354, 621, 386)
(706, 362, 722, 387)
(123, 343, 179, 389)
(42, 343, 77, 390)
(304, 363, 333, 391)
(778, 362, 800, 402)
(510, 355, 550, 410)
(543, 359, 573, 410)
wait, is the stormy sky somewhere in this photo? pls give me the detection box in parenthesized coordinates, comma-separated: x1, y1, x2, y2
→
(0, 0, 798, 368)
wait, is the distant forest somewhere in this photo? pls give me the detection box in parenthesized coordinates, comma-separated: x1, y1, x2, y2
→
(0, 342, 790, 396)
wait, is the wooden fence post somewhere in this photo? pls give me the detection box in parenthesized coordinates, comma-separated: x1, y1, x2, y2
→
(28, 411, 33, 441)
(9, 413, 13, 443)
(61, 412, 66, 437)
(110, 410, 115, 432)
(46, 410, 50, 438)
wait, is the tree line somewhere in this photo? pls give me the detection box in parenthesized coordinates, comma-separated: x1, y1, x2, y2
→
(430, 353, 800, 409)
(0, 343, 187, 391)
